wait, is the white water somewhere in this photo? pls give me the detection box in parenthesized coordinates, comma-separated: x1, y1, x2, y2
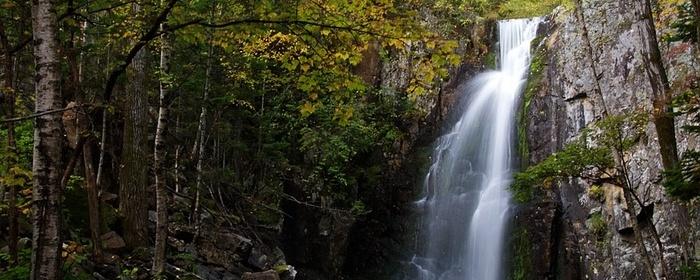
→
(408, 18, 541, 280)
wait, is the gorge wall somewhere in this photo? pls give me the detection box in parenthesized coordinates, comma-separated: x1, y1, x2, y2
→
(516, 1, 699, 279)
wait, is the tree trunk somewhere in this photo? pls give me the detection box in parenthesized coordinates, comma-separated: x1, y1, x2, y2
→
(636, 2, 689, 278)
(692, 0, 700, 46)
(152, 22, 171, 276)
(0, 18, 19, 266)
(30, 0, 64, 278)
(192, 37, 213, 229)
(174, 101, 181, 193)
(119, 3, 150, 248)
(83, 138, 103, 260)
(622, 183, 658, 279)
(636, 0, 679, 169)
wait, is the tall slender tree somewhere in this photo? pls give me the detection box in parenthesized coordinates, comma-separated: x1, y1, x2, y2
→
(636, 0, 679, 169)
(30, 0, 63, 278)
(692, 0, 700, 45)
(152, 19, 171, 276)
(192, 30, 214, 230)
(0, 18, 19, 266)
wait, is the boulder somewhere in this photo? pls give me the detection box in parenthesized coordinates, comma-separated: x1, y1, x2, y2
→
(247, 247, 269, 270)
(196, 230, 252, 268)
(241, 270, 279, 280)
(100, 231, 126, 251)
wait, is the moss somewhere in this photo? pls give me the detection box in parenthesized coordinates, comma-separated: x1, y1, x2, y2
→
(511, 228, 532, 280)
(254, 206, 282, 225)
(513, 39, 548, 203)
(588, 212, 607, 240)
(588, 184, 605, 201)
(484, 52, 497, 69)
(517, 37, 546, 162)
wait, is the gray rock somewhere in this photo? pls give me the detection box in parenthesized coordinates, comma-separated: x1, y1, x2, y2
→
(521, 1, 700, 279)
(241, 270, 279, 280)
(247, 247, 269, 270)
(100, 231, 125, 251)
(195, 230, 252, 269)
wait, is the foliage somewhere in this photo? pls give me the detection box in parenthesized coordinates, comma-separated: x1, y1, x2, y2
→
(430, 0, 500, 27)
(350, 200, 371, 216)
(511, 228, 531, 280)
(593, 112, 649, 151)
(664, 150, 700, 200)
(512, 113, 646, 203)
(498, 0, 573, 19)
(588, 184, 605, 201)
(173, 252, 197, 273)
(664, 85, 700, 200)
(681, 261, 700, 280)
(0, 250, 31, 280)
(587, 212, 607, 240)
(63, 176, 89, 237)
(664, 2, 698, 43)
(517, 39, 546, 167)
(0, 121, 34, 170)
(0, 248, 89, 280)
(511, 138, 613, 203)
(119, 267, 140, 280)
(1, 0, 531, 276)
(484, 52, 497, 69)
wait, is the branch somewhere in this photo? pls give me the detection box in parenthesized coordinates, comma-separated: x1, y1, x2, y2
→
(163, 18, 400, 40)
(101, 7, 403, 104)
(0, 105, 89, 123)
(280, 193, 350, 214)
(61, 136, 87, 189)
(102, 0, 178, 102)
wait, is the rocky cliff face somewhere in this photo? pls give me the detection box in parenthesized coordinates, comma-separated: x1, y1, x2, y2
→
(517, 2, 699, 279)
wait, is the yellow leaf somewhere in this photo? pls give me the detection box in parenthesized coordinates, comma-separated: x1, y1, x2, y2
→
(1, 1, 16, 8)
(300, 102, 316, 117)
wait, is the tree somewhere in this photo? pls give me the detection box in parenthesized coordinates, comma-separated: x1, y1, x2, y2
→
(29, 0, 63, 278)
(119, 3, 151, 250)
(152, 18, 172, 276)
(636, 0, 679, 170)
(692, 0, 700, 45)
(0, 17, 19, 266)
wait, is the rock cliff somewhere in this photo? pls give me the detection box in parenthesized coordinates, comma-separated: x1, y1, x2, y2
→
(516, 2, 699, 279)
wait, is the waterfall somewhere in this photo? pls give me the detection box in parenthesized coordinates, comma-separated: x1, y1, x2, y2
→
(408, 18, 541, 280)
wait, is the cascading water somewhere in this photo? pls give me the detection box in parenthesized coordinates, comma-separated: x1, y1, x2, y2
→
(408, 18, 541, 280)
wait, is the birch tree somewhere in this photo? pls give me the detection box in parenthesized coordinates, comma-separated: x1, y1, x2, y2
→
(30, 0, 63, 277)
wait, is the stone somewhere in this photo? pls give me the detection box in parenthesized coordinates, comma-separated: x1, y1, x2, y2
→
(520, 1, 700, 278)
(100, 192, 118, 202)
(100, 231, 126, 251)
(195, 230, 252, 269)
(241, 270, 279, 280)
(247, 247, 269, 270)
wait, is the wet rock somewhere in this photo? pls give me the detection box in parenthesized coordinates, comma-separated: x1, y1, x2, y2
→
(248, 247, 270, 270)
(510, 192, 560, 280)
(100, 192, 118, 202)
(613, 203, 634, 236)
(195, 230, 252, 269)
(241, 270, 279, 280)
(100, 231, 126, 252)
(521, 1, 700, 278)
(277, 264, 297, 280)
